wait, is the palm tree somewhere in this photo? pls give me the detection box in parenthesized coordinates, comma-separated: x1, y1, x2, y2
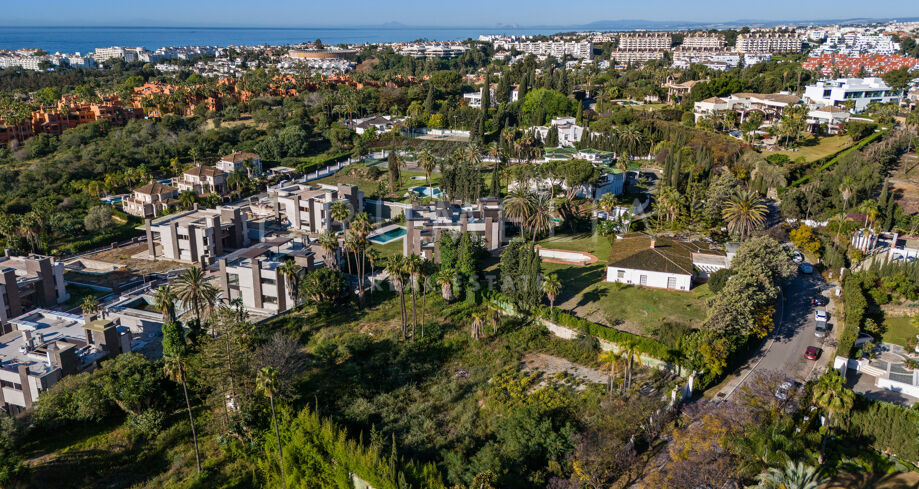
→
(542, 273, 561, 310)
(598, 350, 623, 400)
(365, 247, 380, 295)
(526, 193, 554, 243)
(80, 295, 101, 317)
(278, 259, 303, 307)
(829, 213, 855, 245)
(622, 342, 643, 391)
(857, 200, 879, 229)
(161, 322, 201, 473)
(437, 271, 454, 302)
(406, 254, 422, 338)
(418, 149, 437, 198)
(418, 258, 434, 336)
(597, 192, 617, 217)
(722, 189, 769, 239)
(812, 370, 855, 461)
(385, 255, 408, 340)
(471, 312, 484, 340)
(655, 185, 682, 225)
(329, 200, 352, 230)
(257, 366, 287, 489)
(756, 461, 825, 489)
(318, 231, 340, 269)
(175, 266, 219, 325)
(178, 190, 198, 210)
(152, 284, 178, 323)
(503, 189, 535, 239)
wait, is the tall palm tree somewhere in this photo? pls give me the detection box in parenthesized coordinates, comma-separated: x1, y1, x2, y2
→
(471, 312, 484, 340)
(857, 200, 879, 229)
(318, 231, 340, 270)
(598, 192, 617, 217)
(161, 321, 201, 473)
(504, 189, 535, 239)
(812, 370, 855, 461)
(385, 255, 408, 340)
(526, 193, 554, 243)
(756, 461, 825, 489)
(175, 266, 219, 325)
(365, 247, 380, 295)
(598, 350, 623, 400)
(152, 284, 178, 323)
(178, 190, 198, 210)
(622, 342, 643, 391)
(437, 271, 454, 302)
(542, 273, 561, 310)
(278, 259, 302, 307)
(656, 185, 682, 225)
(257, 366, 287, 489)
(405, 254, 422, 338)
(418, 258, 434, 337)
(722, 189, 769, 239)
(418, 149, 437, 198)
(329, 200, 352, 231)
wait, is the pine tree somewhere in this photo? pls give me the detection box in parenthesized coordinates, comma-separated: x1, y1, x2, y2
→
(545, 125, 559, 147)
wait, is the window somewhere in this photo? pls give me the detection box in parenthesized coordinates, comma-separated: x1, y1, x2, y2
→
(262, 295, 277, 304)
(666, 276, 677, 289)
(639, 275, 648, 286)
(261, 278, 276, 286)
(227, 273, 240, 287)
(616, 270, 625, 279)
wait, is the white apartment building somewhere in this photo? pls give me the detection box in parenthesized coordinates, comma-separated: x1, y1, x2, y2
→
(681, 33, 726, 49)
(397, 44, 468, 58)
(142, 206, 250, 264)
(813, 34, 901, 56)
(531, 117, 584, 147)
(693, 92, 802, 122)
(735, 33, 802, 54)
(463, 88, 499, 108)
(493, 41, 593, 59)
(803, 77, 902, 113)
(617, 33, 672, 51)
(271, 183, 364, 235)
(216, 151, 262, 177)
(610, 50, 665, 64)
(672, 48, 741, 70)
(92, 46, 147, 63)
(216, 238, 315, 315)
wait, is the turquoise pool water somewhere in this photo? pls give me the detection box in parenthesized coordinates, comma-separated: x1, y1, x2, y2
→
(370, 227, 407, 244)
(411, 186, 442, 197)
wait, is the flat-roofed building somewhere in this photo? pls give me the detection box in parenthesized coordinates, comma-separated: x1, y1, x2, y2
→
(403, 198, 504, 261)
(0, 254, 69, 334)
(681, 33, 726, 49)
(735, 33, 801, 54)
(271, 183, 364, 235)
(610, 49, 665, 64)
(122, 181, 179, 218)
(803, 77, 902, 113)
(216, 238, 316, 315)
(176, 165, 228, 196)
(617, 33, 672, 51)
(142, 205, 250, 265)
(693, 92, 802, 122)
(0, 310, 129, 415)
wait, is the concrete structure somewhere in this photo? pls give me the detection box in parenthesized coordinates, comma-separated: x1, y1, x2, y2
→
(216, 151, 262, 177)
(122, 181, 178, 218)
(493, 40, 593, 59)
(0, 254, 69, 334)
(462, 88, 499, 108)
(271, 183, 364, 235)
(604, 234, 729, 290)
(806, 106, 851, 134)
(216, 238, 315, 315)
(397, 44, 468, 58)
(681, 33, 726, 49)
(618, 33, 672, 51)
(142, 206, 250, 264)
(735, 33, 802, 54)
(0, 310, 129, 414)
(403, 198, 504, 260)
(662, 77, 702, 104)
(803, 77, 902, 113)
(344, 116, 401, 135)
(176, 165, 229, 195)
(672, 48, 741, 70)
(610, 49, 665, 64)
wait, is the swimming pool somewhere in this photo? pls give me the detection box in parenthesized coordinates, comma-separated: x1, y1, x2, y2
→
(370, 227, 407, 244)
(411, 186, 442, 197)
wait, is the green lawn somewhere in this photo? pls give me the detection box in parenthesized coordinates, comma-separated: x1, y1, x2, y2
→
(538, 231, 612, 259)
(882, 315, 919, 347)
(369, 238, 404, 260)
(762, 135, 853, 163)
(315, 168, 441, 200)
(61, 284, 109, 310)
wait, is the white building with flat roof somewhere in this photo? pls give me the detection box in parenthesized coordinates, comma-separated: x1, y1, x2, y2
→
(803, 77, 902, 113)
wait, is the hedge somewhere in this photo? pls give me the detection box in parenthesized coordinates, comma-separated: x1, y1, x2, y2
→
(792, 129, 886, 186)
(849, 396, 919, 466)
(485, 290, 682, 365)
(838, 274, 868, 358)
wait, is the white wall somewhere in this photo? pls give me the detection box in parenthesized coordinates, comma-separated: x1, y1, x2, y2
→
(606, 266, 692, 291)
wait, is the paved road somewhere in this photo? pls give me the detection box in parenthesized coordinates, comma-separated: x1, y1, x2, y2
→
(714, 270, 836, 401)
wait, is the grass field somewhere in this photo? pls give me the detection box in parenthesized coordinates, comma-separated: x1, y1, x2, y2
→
(882, 315, 919, 347)
(763, 135, 853, 163)
(369, 237, 404, 260)
(538, 231, 612, 259)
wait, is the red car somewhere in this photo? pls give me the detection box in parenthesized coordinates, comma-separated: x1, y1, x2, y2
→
(805, 346, 820, 360)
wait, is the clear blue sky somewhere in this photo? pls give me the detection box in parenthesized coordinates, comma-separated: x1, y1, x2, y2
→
(3, 0, 916, 27)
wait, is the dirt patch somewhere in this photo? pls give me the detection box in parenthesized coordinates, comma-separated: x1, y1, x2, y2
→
(521, 352, 608, 389)
(889, 152, 919, 215)
(356, 58, 379, 73)
(87, 243, 189, 274)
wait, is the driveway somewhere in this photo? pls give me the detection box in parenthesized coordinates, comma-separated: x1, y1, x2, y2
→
(713, 270, 835, 401)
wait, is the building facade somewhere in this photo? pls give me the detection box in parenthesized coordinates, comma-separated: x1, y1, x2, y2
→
(122, 181, 179, 218)
(803, 77, 903, 112)
(176, 166, 229, 195)
(216, 238, 315, 315)
(143, 206, 250, 264)
(271, 183, 364, 235)
(403, 198, 505, 260)
(735, 33, 802, 54)
(216, 152, 262, 177)
(0, 254, 69, 334)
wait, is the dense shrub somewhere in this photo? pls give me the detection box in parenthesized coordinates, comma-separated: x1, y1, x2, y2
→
(848, 396, 919, 465)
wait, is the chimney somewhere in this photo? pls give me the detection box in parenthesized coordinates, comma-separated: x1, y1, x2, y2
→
(649, 238, 656, 249)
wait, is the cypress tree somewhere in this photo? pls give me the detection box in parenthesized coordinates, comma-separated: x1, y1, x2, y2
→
(496, 75, 510, 105)
(481, 73, 491, 111)
(423, 85, 434, 116)
(671, 151, 683, 188)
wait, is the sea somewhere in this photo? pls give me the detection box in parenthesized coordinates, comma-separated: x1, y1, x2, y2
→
(0, 26, 568, 54)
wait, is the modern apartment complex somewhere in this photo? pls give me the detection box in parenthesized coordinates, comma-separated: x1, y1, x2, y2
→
(531, 117, 584, 147)
(143, 206, 250, 264)
(0, 254, 69, 334)
(1, 310, 129, 415)
(216, 238, 316, 315)
(802, 77, 902, 112)
(176, 166, 229, 195)
(681, 33, 726, 49)
(271, 183, 364, 235)
(617, 33, 672, 51)
(735, 33, 802, 54)
(403, 198, 505, 260)
(493, 40, 593, 59)
(122, 181, 179, 218)
(693, 92, 802, 122)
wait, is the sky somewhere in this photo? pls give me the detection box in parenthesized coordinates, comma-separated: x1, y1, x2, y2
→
(2, 0, 917, 27)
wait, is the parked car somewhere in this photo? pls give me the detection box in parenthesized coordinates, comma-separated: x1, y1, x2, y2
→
(815, 310, 828, 322)
(775, 380, 794, 400)
(805, 346, 820, 360)
(815, 323, 827, 338)
(799, 263, 814, 274)
(813, 295, 828, 306)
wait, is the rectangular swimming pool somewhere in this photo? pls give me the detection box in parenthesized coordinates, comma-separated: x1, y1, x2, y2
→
(370, 227, 407, 244)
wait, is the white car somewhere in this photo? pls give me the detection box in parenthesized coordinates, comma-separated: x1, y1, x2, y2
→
(815, 310, 828, 322)
(793, 252, 804, 264)
(815, 323, 827, 338)
(775, 381, 793, 400)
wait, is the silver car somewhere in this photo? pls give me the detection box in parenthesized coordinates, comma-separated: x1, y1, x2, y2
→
(815, 323, 827, 338)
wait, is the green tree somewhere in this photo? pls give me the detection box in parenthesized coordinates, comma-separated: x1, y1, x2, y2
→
(175, 266, 219, 326)
(722, 189, 768, 239)
(152, 284, 178, 323)
(257, 366, 287, 489)
(756, 461, 825, 489)
(598, 350, 622, 400)
(84, 205, 113, 233)
(162, 321, 201, 473)
(542, 273, 561, 310)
